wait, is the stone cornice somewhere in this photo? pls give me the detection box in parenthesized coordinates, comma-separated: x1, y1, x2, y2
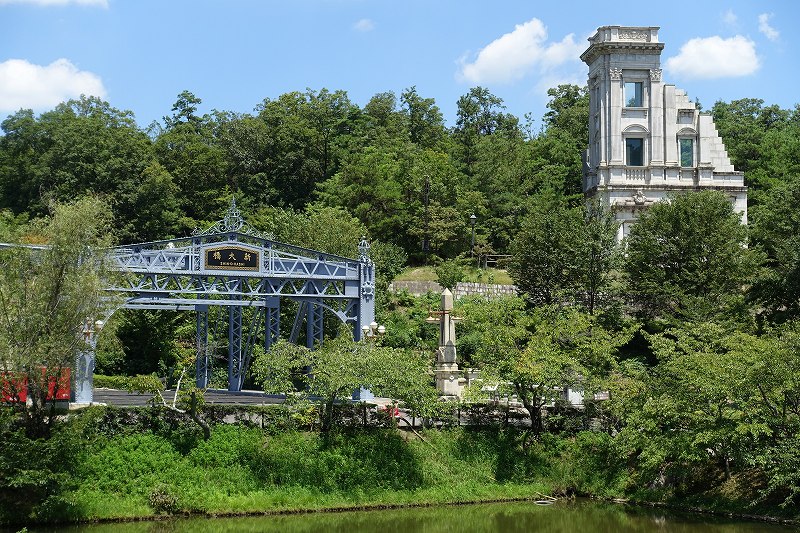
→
(581, 41, 665, 65)
(593, 184, 748, 193)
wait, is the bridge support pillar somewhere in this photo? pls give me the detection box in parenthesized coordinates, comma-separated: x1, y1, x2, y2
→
(195, 305, 210, 388)
(265, 298, 280, 350)
(306, 297, 324, 349)
(228, 303, 244, 391)
(73, 349, 95, 403)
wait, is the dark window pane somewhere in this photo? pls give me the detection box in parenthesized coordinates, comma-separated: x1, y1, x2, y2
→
(680, 138, 694, 167)
(626, 138, 643, 166)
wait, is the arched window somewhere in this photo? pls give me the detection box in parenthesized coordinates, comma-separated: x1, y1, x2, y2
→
(677, 127, 697, 168)
(623, 125, 649, 167)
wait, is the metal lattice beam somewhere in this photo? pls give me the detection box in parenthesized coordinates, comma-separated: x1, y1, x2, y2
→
(82, 202, 377, 397)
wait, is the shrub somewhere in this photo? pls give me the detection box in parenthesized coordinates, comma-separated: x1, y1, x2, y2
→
(434, 259, 466, 290)
(148, 484, 179, 514)
(81, 433, 186, 496)
(0, 420, 79, 524)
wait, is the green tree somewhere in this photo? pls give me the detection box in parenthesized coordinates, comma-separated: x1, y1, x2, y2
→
(646, 323, 751, 481)
(614, 321, 800, 497)
(543, 84, 590, 143)
(452, 87, 521, 176)
(750, 174, 800, 321)
(254, 88, 359, 209)
(0, 197, 116, 438)
(623, 191, 759, 325)
(711, 98, 792, 194)
(400, 86, 447, 149)
(509, 194, 618, 313)
(253, 329, 432, 432)
(537, 84, 590, 197)
(163, 89, 203, 129)
(469, 305, 626, 434)
(0, 97, 158, 241)
(434, 259, 466, 290)
(153, 94, 228, 225)
(456, 295, 530, 368)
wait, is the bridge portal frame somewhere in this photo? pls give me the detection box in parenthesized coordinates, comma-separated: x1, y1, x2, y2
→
(81, 201, 375, 399)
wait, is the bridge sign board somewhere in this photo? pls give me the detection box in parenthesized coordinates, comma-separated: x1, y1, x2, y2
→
(204, 245, 260, 271)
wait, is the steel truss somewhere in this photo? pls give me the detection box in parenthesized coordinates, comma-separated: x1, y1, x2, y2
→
(101, 201, 375, 395)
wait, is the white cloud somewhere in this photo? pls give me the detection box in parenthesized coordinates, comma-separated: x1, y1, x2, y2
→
(534, 70, 584, 98)
(353, 18, 374, 32)
(0, 0, 108, 6)
(722, 9, 737, 26)
(457, 18, 583, 84)
(665, 35, 759, 79)
(0, 58, 107, 112)
(758, 13, 779, 41)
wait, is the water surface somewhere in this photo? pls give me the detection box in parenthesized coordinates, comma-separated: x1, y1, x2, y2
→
(28, 500, 797, 533)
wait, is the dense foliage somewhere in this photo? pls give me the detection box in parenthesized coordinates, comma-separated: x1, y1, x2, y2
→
(0, 197, 117, 438)
(2, 88, 800, 524)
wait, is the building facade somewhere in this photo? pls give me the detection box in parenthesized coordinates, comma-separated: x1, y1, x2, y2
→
(581, 26, 747, 241)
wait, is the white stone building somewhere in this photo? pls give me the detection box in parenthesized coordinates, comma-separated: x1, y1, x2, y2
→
(581, 26, 747, 241)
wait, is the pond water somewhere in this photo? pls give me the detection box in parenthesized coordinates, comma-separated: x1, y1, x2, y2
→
(26, 500, 797, 533)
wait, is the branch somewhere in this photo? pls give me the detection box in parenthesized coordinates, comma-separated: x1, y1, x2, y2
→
(172, 367, 185, 408)
(156, 390, 185, 414)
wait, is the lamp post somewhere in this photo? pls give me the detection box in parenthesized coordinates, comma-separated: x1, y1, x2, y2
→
(354, 321, 386, 402)
(361, 321, 386, 340)
(469, 214, 477, 265)
(422, 175, 430, 256)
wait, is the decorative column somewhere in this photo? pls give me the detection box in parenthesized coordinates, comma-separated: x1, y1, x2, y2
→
(609, 67, 623, 164)
(649, 68, 664, 168)
(355, 236, 375, 341)
(426, 288, 465, 398)
(73, 317, 105, 404)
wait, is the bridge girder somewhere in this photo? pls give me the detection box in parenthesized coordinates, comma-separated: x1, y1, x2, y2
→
(97, 201, 376, 395)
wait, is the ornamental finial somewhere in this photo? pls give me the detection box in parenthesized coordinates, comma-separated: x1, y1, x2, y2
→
(358, 235, 371, 262)
(222, 197, 243, 232)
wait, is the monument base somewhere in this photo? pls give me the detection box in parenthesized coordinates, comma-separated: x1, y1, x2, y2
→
(435, 363, 465, 397)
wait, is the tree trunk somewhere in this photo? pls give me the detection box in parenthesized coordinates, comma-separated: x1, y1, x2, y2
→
(516, 385, 543, 435)
(190, 391, 211, 441)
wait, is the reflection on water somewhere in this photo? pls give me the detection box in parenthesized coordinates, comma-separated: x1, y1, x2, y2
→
(28, 500, 797, 533)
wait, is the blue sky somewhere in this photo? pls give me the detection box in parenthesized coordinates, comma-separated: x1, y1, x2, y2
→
(0, 0, 797, 130)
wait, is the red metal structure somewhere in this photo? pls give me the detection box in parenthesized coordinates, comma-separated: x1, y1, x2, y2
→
(0, 368, 70, 403)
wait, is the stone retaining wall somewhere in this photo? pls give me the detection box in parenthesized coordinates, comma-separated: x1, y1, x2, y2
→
(389, 280, 518, 299)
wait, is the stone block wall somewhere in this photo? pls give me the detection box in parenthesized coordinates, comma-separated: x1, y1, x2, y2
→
(388, 281, 518, 299)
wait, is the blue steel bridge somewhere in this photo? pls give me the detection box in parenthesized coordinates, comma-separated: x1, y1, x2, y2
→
(72, 201, 376, 403)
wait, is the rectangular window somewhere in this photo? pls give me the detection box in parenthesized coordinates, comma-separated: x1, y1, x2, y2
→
(626, 138, 644, 166)
(679, 138, 694, 167)
(625, 81, 643, 107)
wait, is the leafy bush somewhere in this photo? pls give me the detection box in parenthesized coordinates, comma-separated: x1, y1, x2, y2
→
(249, 430, 424, 492)
(555, 431, 629, 497)
(188, 424, 263, 469)
(148, 484, 179, 514)
(434, 259, 466, 290)
(0, 416, 80, 524)
(81, 433, 186, 496)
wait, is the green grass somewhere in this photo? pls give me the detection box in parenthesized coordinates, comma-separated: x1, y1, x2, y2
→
(7, 421, 557, 524)
(7, 409, 794, 526)
(394, 267, 514, 286)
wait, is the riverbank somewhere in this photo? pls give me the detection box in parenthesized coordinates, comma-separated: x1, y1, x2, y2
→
(1, 406, 798, 526)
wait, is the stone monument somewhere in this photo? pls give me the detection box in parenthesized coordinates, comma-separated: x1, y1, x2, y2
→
(426, 288, 466, 398)
(581, 26, 747, 241)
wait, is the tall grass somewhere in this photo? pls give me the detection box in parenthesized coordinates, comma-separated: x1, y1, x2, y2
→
(1, 406, 634, 524)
